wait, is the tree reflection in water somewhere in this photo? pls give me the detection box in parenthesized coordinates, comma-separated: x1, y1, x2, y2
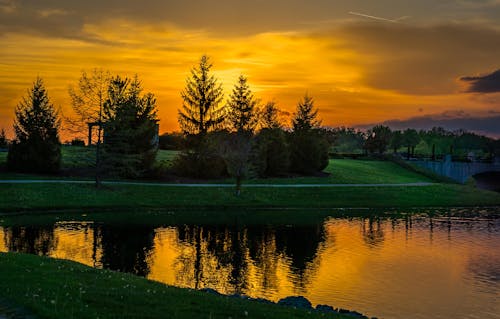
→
(98, 224, 156, 277)
(4, 225, 57, 256)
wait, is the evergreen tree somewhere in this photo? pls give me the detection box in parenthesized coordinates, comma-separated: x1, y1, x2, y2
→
(103, 75, 158, 178)
(258, 101, 282, 130)
(178, 55, 224, 136)
(8, 78, 61, 173)
(0, 129, 8, 148)
(292, 94, 321, 132)
(289, 94, 328, 174)
(226, 75, 258, 133)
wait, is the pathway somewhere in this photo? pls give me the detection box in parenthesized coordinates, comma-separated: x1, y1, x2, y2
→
(0, 180, 435, 187)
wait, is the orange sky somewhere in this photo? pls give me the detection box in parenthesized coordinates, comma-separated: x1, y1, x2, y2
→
(1, 0, 500, 140)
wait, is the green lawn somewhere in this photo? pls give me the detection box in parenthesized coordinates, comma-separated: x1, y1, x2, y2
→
(246, 159, 432, 184)
(0, 253, 350, 319)
(0, 146, 179, 170)
(0, 182, 498, 213)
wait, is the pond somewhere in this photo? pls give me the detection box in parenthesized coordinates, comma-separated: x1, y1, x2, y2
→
(1, 209, 499, 319)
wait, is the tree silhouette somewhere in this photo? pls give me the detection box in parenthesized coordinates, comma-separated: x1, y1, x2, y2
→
(289, 94, 328, 173)
(8, 77, 61, 173)
(0, 128, 8, 148)
(292, 94, 321, 132)
(226, 75, 258, 133)
(102, 75, 159, 178)
(257, 101, 283, 130)
(390, 130, 403, 153)
(402, 128, 420, 159)
(364, 125, 392, 154)
(69, 68, 111, 187)
(178, 55, 224, 136)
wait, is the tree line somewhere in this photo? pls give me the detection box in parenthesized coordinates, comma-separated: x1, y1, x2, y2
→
(1, 55, 499, 188)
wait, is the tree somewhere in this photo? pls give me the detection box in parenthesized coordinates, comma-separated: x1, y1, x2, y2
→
(69, 68, 111, 186)
(226, 75, 258, 133)
(257, 101, 283, 130)
(218, 132, 253, 196)
(292, 94, 321, 132)
(402, 128, 420, 159)
(102, 75, 159, 178)
(8, 78, 61, 173)
(390, 130, 403, 154)
(252, 127, 290, 177)
(252, 102, 290, 177)
(178, 55, 225, 136)
(0, 129, 8, 149)
(364, 125, 392, 154)
(289, 94, 328, 173)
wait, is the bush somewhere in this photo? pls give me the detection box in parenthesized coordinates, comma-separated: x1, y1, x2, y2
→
(71, 138, 85, 146)
(289, 130, 329, 174)
(171, 132, 228, 179)
(252, 128, 290, 177)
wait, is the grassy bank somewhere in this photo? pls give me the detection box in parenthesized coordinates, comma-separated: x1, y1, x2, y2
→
(0, 252, 350, 319)
(0, 182, 499, 213)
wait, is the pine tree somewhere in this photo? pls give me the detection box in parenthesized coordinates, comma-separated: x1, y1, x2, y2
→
(292, 94, 321, 132)
(103, 75, 158, 178)
(226, 75, 258, 133)
(178, 55, 224, 136)
(0, 128, 8, 148)
(258, 101, 282, 130)
(289, 94, 328, 174)
(8, 77, 61, 173)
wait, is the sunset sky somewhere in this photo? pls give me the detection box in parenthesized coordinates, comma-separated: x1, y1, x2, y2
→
(1, 0, 500, 139)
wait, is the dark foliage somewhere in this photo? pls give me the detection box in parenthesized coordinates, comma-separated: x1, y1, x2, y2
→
(102, 76, 159, 178)
(70, 138, 85, 146)
(289, 94, 328, 174)
(0, 129, 8, 149)
(364, 125, 392, 154)
(252, 128, 290, 177)
(178, 55, 225, 135)
(7, 78, 61, 173)
(158, 132, 185, 150)
(171, 132, 228, 179)
(226, 75, 258, 133)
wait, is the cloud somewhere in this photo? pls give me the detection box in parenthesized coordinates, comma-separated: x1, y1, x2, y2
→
(461, 69, 500, 93)
(331, 23, 500, 95)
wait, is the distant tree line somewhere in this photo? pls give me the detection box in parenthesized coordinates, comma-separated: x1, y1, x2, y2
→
(321, 125, 499, 161)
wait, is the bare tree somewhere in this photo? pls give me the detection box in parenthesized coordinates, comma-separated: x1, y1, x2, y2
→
(217, 133, 253, 196)
(68, 68, 111, 187)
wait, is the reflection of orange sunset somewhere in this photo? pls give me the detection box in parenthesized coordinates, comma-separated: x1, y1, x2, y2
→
(1, 217, 498, 319)
(2, 0, 500, 139)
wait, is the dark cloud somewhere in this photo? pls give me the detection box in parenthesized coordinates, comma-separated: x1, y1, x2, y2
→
(1, 0, 500, 41)
(359, 113, 500, 137)
(461, 69, 500, 93)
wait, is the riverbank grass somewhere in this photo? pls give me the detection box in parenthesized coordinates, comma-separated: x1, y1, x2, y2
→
(0, 252, 350, 319)
(0, 182, 499, 213)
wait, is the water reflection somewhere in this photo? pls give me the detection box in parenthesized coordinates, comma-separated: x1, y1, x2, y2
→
(1, 211, 499, 319)
(3, 225, 57, 256)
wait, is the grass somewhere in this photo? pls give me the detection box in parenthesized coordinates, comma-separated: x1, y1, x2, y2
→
(0, 252, 351, 319)
(0, 182, 499, 214)
(246, 159, 432, 184)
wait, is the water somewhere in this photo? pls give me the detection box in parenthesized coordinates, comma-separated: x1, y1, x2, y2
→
(1, 210, 499, 319)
